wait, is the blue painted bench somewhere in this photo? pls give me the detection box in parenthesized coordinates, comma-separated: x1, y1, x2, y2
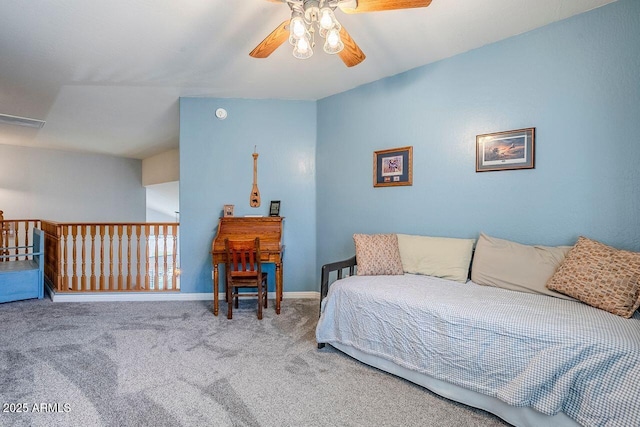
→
(0, 228, 45, 303)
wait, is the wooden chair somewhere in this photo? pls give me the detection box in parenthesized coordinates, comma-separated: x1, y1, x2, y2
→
(224, 237, 268, 319)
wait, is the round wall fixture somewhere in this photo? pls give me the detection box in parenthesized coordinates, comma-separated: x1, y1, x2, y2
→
(215, 108, 227, 120)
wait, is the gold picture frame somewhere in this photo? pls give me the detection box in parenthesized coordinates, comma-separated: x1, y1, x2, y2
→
(373, 146, 413, 187)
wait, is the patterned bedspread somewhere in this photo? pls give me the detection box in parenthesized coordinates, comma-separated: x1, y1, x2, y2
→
(316, 274, 640, 427)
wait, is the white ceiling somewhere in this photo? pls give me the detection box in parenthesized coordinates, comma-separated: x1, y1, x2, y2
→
(0, 0, 616, 159)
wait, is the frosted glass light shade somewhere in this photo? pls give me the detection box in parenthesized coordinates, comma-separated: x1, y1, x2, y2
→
(319, 20, 341, 38)
(293, 36, 313, 59)
(290, 16, 306, 39)
(319, 8, 335, 30)
(323, 28, 344, 54)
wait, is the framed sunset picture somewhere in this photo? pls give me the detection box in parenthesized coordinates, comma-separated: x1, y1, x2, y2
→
(476, 128, 535, 172)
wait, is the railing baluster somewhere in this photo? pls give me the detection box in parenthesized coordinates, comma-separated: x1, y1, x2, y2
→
(81, 225, 87, 291)
(0, 221, 5, 262)
(109, 225, 115, 291)
(71, 225, 78, 291)
(99, 226, 106, 291)
(117, 225, 124, 291)
(145, 225, 150, 290)
(154, 225, 160, 290)
(13, 221, 18, 259)
(172, 224, 178, 290)
(23, 222, 29, 261)
(62, 226, 68, 290)
(136, 226, 142, 290)
(127, 226, 133, 290)
(162, 225, 169, 290)
(90, 226, 97, 291)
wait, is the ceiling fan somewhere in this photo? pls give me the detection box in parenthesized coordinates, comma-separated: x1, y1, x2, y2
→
(249, 0, 433, 67)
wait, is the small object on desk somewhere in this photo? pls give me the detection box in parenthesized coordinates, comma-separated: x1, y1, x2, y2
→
(244, 214, 263, 217)
(269, 200, 281, 217)
(223, 204, 234, 217)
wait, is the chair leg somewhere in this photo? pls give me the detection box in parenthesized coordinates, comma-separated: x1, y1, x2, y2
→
(227, 286, 233, 319)
(257, 283, 263, 320)
(263, 280, 268, 308)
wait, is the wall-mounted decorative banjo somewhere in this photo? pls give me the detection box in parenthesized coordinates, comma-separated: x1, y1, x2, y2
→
(250, 146, 261, 207)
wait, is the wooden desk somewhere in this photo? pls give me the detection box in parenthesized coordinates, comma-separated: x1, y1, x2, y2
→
(211, 217, 284, 316)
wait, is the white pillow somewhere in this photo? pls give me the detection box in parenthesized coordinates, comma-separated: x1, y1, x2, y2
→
(397, 234, 475, 283)
(471, 233, 575, 300)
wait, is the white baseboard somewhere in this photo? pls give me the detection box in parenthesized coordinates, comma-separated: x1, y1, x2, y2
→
(46, 284, 319, 303)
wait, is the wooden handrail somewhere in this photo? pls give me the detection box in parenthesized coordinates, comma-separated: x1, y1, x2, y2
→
(3, 218, 179, 293)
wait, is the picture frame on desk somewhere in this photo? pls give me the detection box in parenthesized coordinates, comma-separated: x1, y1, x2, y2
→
(223, 204, 234, 217)
(269, 200, 281, 217)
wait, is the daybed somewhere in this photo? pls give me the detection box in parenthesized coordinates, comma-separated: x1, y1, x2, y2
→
(316, 233, 640, 427)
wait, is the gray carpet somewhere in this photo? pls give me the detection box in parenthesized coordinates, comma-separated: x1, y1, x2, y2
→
(0, 298, 510, 427)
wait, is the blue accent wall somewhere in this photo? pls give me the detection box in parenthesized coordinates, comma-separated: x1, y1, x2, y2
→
(316, 0, 640, 270)
(180, 0, 639, 293)
(179, 98, 317, 293)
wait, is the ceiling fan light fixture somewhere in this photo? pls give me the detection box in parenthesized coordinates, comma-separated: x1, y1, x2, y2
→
(323, 28, 344, 54)
(251, 0, 432, 66)
(293, 35, 313, 59)
(290, 15, 306, 39)
(319, 7, 336, 30)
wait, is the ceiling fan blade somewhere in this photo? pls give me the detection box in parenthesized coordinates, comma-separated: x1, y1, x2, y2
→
(249, 20, 290, 58)
(341, 0, 432, 13)
(338, 27, 366, 67)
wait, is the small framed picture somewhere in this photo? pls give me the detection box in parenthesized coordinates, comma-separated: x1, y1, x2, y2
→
(223, 204, 234, 217)
(269, 201, 281, 217)
(373, 146, 413, 187)
(476, 128, 535, 172)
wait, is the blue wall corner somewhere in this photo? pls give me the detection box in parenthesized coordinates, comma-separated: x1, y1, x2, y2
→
(316, 0, 640, 269)
(179, 98, 317, 293)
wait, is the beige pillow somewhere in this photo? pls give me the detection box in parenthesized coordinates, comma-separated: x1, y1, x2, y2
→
(353, 234, 404, 276)
(546, 236, 640, 318)
(396, 234, 475, 283)
(471, 233, 574, 300)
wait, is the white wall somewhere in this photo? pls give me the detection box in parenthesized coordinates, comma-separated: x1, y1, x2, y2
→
(0, 144, 146, 221)
(146, 181, 179, 222)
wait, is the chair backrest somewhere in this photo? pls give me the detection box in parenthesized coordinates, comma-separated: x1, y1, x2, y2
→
(224, 238, 262, 275)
